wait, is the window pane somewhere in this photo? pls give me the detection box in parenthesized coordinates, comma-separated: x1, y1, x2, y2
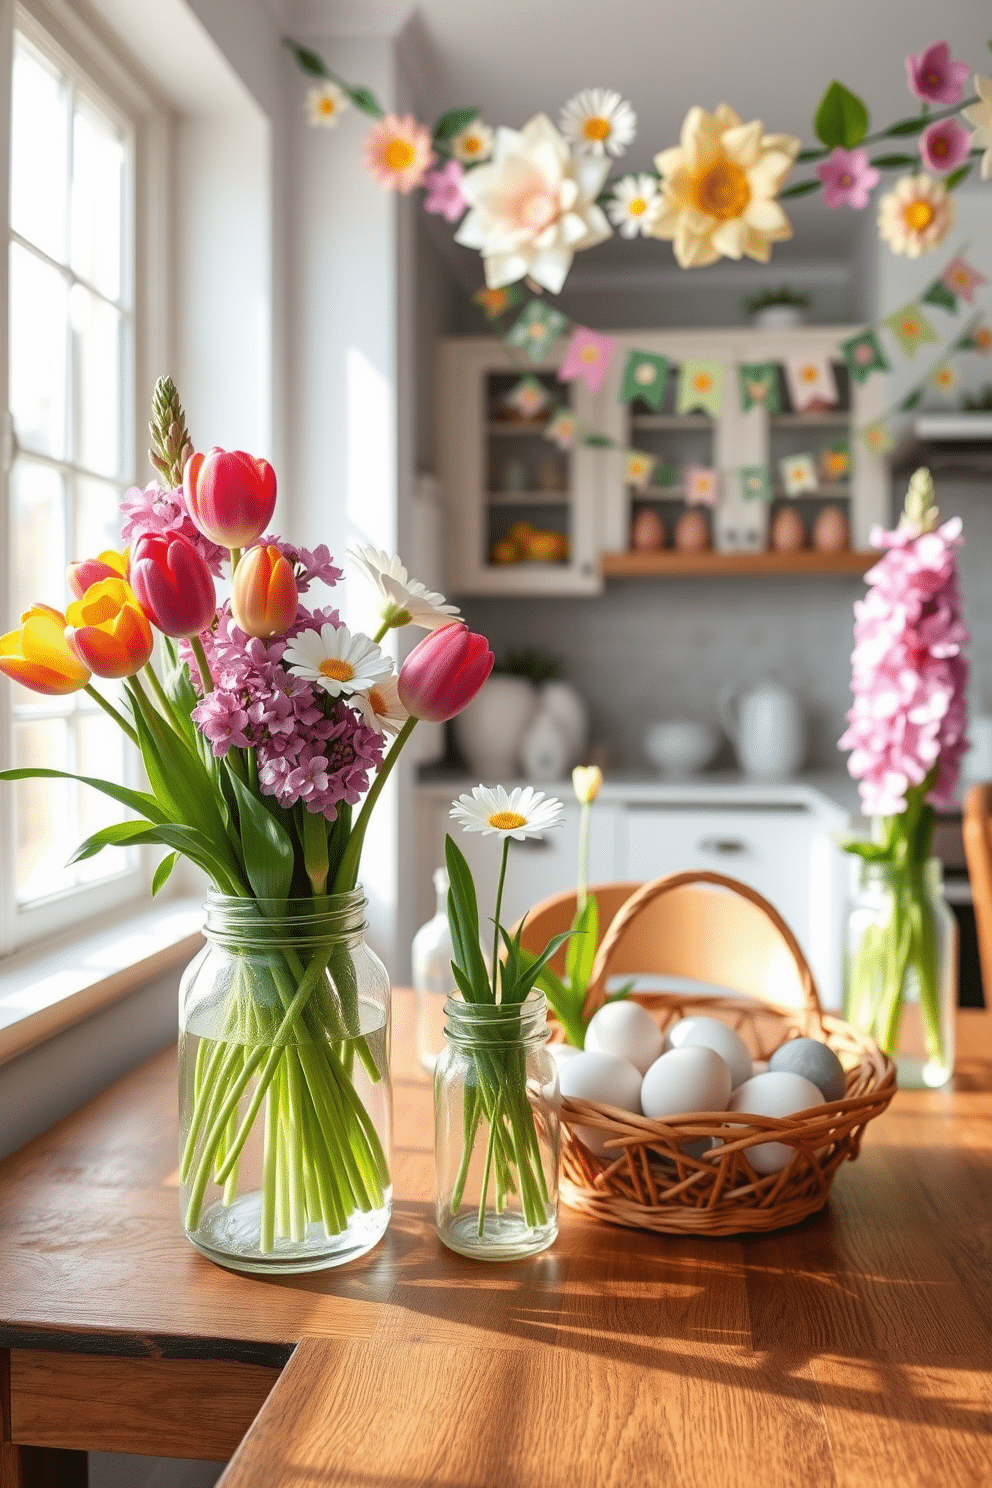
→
(10, 242, 68, 458)
(10, 39, 68, 262)
(10, 459, 66, 625)
(75, 708, 130, 884)
(71, 101, 124, 302)
(14, 715, 71, 901)
(77, 476, 125, 559)
(71, 283, 123, 476)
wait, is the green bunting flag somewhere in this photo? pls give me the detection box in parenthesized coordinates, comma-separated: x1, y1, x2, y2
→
(957, 323, 992, 353)
(840, 329, 890, 385)
(677, 359, 724, 417)
(860, 421, 893, 455)
(505, 301, 569, 362)
(739, 466, 772, 503)
(738, 362, 780, 413)
(618, 351, 671, 409)
(920, 278, 958, 313)
(884, 302, 939, 359)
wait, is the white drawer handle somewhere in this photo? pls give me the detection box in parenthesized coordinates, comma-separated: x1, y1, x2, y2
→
(697, 836, 749, 855)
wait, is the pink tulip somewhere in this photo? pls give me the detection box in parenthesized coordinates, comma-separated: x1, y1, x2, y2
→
(183, 447, 277, 549)
(129, 531, 217, 638)
(397, 622, 493, 722)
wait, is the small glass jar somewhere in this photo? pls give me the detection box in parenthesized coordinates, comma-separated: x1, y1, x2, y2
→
(434, 992, 559, 1260)
(844, 858, 957, 1089)
(412, 867, 456, 1074)
(178, 890, 391, 1274)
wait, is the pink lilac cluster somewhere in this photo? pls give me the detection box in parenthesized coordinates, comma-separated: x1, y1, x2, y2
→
(121, 482, 227, 576)
(184, 606, 384, 820)
(839, 518, 969, 817)
(258, 536, 343, 594)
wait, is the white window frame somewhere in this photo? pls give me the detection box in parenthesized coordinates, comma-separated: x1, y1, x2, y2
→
(0, 0, 172, 955)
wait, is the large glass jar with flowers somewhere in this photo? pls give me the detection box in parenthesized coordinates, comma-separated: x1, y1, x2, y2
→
(0, 377, 494, 1273)
(838, 468, 967, 1089)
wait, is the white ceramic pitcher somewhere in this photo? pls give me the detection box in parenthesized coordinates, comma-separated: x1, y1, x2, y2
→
(719, 679, 805, 780)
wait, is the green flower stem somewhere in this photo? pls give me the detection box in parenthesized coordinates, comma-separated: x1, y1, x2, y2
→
(84, 684, 138, 746)
(229, 547, 241, 573)
(477, 1089, 502, 1237)
(189, 633, 214, 695)
(492, 837, 510, 1000)
(143, 661, 188, 740)
(331, 714, 418, 892)
(576, 800, 591, 912)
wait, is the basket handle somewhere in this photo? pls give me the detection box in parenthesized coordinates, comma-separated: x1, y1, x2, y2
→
(582, 869, 822, 1024)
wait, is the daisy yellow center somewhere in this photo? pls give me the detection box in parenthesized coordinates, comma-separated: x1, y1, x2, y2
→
(628, 196, 647, 216)
(904, 199, 935, 231)
(488, 810, 527, 831)
(692, 160, 751, 221)
(385, 138, 416, 171)
(582, 116, 611, 141)
(319, 658, 354, 682)
(368, 687, 387, 714)
(463, 136, 482, 154)
(319, 97, 337, 116)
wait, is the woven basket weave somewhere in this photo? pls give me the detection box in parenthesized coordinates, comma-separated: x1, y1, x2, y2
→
(556, 872, 896, 1236)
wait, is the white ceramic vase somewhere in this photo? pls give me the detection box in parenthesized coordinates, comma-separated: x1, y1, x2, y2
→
(453, 676, 536, 779)
(538, 681, 588, 766)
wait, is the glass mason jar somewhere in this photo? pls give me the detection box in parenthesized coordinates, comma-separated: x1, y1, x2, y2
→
(844, 858, 957, 1089)
(434, 992, 560, 1260)
(178, 890, 392, 1274)
(412, 867, 456, 1074)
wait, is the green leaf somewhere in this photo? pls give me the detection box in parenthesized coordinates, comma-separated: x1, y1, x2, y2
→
(582, 434, 613, 448)
(346, 85, 384, 119)
(226, 767, 295, 901)
(282, 39, 328, 77)
(67, 820, 156, 864)
(433, 107, 478, 141)
(900, 387, 924, 412)
(512, 931, 575, 1004)
(884, 116, 931, 137)
(152, 852, 178, 896)
(945, 164, 972, 190)
(565, 896, 598, 995)
(814, 81, 869, 148)
(0, 767, 167, 823)
(444, 835, 490, 1000)
(779, 180, 821, 199)
(110, 823, 243, 892)
(160, 639, 199, 747)
(869, 153, 919, 168)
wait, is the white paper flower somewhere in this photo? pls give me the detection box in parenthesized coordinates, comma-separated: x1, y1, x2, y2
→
(282, 623, 391, 698)
(348, 545, 461, 632)
(607, 173, 661, 238)
(306, 82, 350, 129)
(649, 104, 800, 268)
(353, 672, 408, 736)
(450, 784, 565, 841)
(454, 113, 612, 293)
(961, 74, 992, 181)
(877, 174, 954, 258)
(449, 117, 494, 165)
(559, 88, 637, 157)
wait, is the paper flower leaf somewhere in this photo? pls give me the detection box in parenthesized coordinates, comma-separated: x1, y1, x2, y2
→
(814, 81, 870, 149)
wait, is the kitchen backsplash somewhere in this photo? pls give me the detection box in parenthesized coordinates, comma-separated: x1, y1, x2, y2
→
(455, 480, 992, 776)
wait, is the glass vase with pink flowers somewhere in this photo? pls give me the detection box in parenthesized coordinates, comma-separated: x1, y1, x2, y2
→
(0, 376, 494, 1271)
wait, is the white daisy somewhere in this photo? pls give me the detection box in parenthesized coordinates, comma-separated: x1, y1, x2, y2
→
(449, 117, 494, 165)
(352, 671, 408, 736)
(607, 173, 660, 238)
(450, 784, 565, 842)
(348, 545, 461, 632)
(559, 87, 636, 158)
(306, 81, 350, 130)
(282, 623, 391, 698)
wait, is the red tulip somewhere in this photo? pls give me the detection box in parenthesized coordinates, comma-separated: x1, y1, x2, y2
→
(65, 579, 154, 678)
(183, 446, 277, 548)
(129, 531, 216, 638)
(67, 548, 128, 600)
(230, 544, 298, 638)
(397, 622, 493, 723)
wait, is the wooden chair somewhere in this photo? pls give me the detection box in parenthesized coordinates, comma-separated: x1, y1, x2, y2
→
(583, 870, 820, 1024)
(516, 882, 641, 976)
(963, 784, 992, 1004)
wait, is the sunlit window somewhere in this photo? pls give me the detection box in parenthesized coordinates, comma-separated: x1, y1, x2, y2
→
(5, 23, 138, 923)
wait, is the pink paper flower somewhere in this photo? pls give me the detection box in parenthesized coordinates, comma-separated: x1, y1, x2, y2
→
(422, 159, 466, 222)
(363, 114, 435, 194)
(558, 327, 616, 394)
(919, 117, 971, 174)
(905, 42, 970, 105)
(838, 514, 969, 816)
(816, 147, 880, 209)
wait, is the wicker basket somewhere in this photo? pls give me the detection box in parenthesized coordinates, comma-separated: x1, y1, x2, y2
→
(556, 872, 896, 1236)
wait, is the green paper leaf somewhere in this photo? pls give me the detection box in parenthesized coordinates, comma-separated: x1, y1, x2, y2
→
(152, 852, 178, 896)
(779, 180, 821, 199)
(900, 387, 924, 411)
(346, 85, 385, 119)
(814, 81, 869, 148)
(884, 116, 931, 137)
(869, 153, 918, 168)
(796, 147, 828, 163)
(433, 107, 479, 141)
(226, 767, 295, 901)
(0, 766, 167, 824)
(283, 39, 328, 77)
(945, 164, 972, 190)
(582, 433, 614, 448)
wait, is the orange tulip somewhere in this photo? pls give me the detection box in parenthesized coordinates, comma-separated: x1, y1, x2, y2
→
(65, 578, 154, 678)
(0, 603, 91, 695)
(66, 548, 129, 601)
(230, 544, 298, 638)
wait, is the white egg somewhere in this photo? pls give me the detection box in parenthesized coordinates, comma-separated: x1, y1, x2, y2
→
(640, 1046, 732, 1122)
(667, 1015, 753, 1090)
(585, 1000, 665, 1075)
(727, 1071, 825, 1175)
(558, 1051, 643, 1156)
(548, 1042, 582, 1067)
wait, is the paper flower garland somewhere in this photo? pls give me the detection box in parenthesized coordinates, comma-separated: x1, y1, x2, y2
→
(558, 327, 615, 394)
(306, 81, 350, 128)
(607, 174, 661, 238)
(559, 88, 636, 158)
(816, 148, 879, 209)
(877, 175, 954, 259)
(449, 117, 494, 164)
(363, 115, 435, 193)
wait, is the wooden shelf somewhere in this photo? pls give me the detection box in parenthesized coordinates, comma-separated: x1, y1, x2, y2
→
(601, 549, 876, 578)
(630, 413, 713, 429)
(488, 490, 569, 504)
(769, 412, 850, 428)
(770, 483, 851, 499)
(486, 421, 554, 435)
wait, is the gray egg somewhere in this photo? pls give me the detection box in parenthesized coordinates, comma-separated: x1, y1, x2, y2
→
(768, 1038, 846, 1103)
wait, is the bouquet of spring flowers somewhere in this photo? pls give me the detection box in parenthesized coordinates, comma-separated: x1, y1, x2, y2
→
(838, 467, 968, 1077)
(0, 377, 494, 1268)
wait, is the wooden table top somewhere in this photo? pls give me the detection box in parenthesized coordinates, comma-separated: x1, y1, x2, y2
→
(1, 996, 991, 1488)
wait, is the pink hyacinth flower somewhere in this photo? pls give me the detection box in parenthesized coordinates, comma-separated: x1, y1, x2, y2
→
(918, 117, 972, 174)
(816, 147, 880, 209)
(905, 42, 970, 105)
(422, 159, 466, 222)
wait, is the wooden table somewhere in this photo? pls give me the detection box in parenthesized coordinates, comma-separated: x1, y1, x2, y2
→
(1, 996, 991, 1488)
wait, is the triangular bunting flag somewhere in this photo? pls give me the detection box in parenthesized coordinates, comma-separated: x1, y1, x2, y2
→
(624, 450, 656, 490)
(505, 301, 569, 362)
(920, 279, 958, 313)
(784, 353, 838, 412)
(619, 351, 671, 409)
(941, 256, 987, 304)
(957, 323, 992, 353)
(840, 329, 890, 385)
(932, 364, 959, 395)
(738, 362, 780, 413)
(505, 376, 548, 419)
(884, 302, 939, 358)
(685, 466, 718, 506)
(558, 326, 616, 393)
(860, 422, 893, 455)
(677, 360, 724, 417)
(819, 443, 851, 484)
(779, 453, 818, 496)
(739, 466, 772, 503)
(544, 408, 582, 450)
(473, 284, 524, 321)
